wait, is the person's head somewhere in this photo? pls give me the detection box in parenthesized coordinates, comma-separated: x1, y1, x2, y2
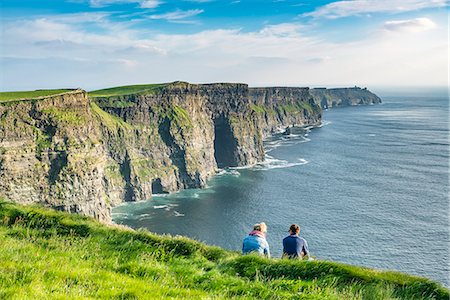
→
(289, 224, 300, 235)
(253, 222, 267, 233)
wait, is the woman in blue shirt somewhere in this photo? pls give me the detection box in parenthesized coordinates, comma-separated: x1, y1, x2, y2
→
(242, 222, 270, 258)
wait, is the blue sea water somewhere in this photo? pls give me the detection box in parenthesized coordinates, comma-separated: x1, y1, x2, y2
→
(113, 94, 449, 286)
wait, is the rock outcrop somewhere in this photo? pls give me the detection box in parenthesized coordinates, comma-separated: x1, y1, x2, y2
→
(249, 87, 322, 138)
(0, 90, 112, 221)
(0, 82, 379, 221)
(310, 87, 381, 108)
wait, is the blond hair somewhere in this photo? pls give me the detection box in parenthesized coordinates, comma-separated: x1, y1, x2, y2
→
(253, 222, 267, 233)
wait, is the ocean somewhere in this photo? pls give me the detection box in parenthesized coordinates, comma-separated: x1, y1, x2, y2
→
(113, 93, 449, 286)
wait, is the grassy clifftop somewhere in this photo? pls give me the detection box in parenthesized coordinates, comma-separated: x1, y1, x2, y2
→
(88, 84, 167, 98)
(0, 89, 75, 103)
(0, 201, 447, 299)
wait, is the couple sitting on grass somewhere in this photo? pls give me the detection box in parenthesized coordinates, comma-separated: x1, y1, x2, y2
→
(242, 222, 312, 260)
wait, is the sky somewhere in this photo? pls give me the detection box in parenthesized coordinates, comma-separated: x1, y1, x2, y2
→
(0, 0, 448, 91)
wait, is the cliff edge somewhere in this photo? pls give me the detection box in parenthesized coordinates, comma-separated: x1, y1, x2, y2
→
(0, 83, 380, 221)
(0, 83, 322, 221)
(310, 87, 381, 108)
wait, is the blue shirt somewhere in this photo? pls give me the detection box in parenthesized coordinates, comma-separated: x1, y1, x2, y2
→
(283, 235, 309, 258)
(242, 234, 270, 257)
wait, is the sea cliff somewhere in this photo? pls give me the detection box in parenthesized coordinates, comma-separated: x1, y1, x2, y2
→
(0, 83, 378, 221)
(310, 87, 381, 108)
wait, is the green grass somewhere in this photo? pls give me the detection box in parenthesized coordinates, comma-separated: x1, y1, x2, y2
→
(90, 102, 133, 131)
(88, 84, 167, 98)
(0, 90, 72, 102)
(0, 201, 448, 299)
(167, 105, 192, 129)
(250, 104, 266, 114)
(41, 108, 87, 126)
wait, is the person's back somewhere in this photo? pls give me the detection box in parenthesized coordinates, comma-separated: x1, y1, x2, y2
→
(282, 224, 310, 259)
(242, 222, 270, 258)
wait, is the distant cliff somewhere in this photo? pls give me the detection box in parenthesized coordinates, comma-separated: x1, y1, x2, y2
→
(0, 83, 382, 221)
(249, 87, 321, 137)
(310, 87, 381, 108)
(0, 82, 323, 221)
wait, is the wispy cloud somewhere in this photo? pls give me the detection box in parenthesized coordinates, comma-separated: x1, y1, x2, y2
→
(1, 10, 446, 90)
(89, 0, 162, 8)
(304, 0, 448, 19)
(384, 17, 437, 32)
(183, 0, 213, 2)
(149, 9, 204, 22)
(139, 0, 163, 8)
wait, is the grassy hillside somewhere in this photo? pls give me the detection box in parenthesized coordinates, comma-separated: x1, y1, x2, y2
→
(0, 89, 73, 102)
(88, 84, 167, 98)
(0, 201, 447, 300)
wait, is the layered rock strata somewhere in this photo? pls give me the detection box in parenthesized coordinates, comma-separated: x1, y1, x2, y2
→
(0, 82, 379, 221)
(310, 87, 381, 108)
(249, 87, 322, 138)
(0, 90, 112, 221)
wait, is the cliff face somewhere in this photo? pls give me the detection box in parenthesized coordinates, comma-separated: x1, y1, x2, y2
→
(93, 82, 265, 207)
(0, 90, 112, 221)
(310, 87, 381, 108)
(249, 87, 322, 138)
(0, 82, 365, 221)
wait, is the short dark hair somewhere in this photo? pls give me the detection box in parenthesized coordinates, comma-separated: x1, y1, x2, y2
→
(289, 224, 300, 234)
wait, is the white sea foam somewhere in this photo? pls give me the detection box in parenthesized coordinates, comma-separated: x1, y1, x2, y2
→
(216, 169, 227, 176)
(152, 193, 170, 197)
(216, 169, 241, 176)
(253, 155, 308, 170)
(153, 205, 169, 209)
(174, 211, 185, 217)
(317, 121, 331, 128)
(111, 212, 130, 217)
(230, 170, 240, 177)
(137, 213, 153, 221)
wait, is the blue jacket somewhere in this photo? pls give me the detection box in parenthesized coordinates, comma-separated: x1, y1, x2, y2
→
(283, 235, 309, 259)
(242, 233, 270, 257)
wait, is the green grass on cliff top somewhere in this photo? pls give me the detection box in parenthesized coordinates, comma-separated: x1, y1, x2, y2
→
(88, 83, 167, 98)
(0, 201, 448, 300)
(0, 89, 72, 102)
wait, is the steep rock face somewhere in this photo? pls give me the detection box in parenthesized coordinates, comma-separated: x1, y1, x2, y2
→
(1, 82, 359, 222)
(249, 87, 322, 138)
(310, 87, 381, 108)
(94, 82, 264, 180)
(0, 90, 112, 222)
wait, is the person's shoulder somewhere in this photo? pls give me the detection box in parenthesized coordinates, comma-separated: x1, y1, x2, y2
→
(284, 235, 298, 241)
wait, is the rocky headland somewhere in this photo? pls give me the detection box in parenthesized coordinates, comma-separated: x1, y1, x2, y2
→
(310, 87, 382, 108)
(0, 82, 380, 221)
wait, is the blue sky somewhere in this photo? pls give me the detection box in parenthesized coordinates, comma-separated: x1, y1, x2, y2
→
(0, 0, 448, 90)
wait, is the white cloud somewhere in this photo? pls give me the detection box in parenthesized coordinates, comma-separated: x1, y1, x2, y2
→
(149, 9, 204, 22)
(304, 0, 448, 19)
(0, 12, 446, 90)
(140, 0, 163, 8)
(89, 0, 162, 8)
(184, 0, 213, 2)
(384, 17, 437, 32)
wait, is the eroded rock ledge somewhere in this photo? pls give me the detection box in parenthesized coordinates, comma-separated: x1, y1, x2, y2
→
(0, 82, 380, 221)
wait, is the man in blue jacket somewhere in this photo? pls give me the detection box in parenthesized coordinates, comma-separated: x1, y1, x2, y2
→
(242, 222, 270, 258)
(283, 224, 310, 259)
